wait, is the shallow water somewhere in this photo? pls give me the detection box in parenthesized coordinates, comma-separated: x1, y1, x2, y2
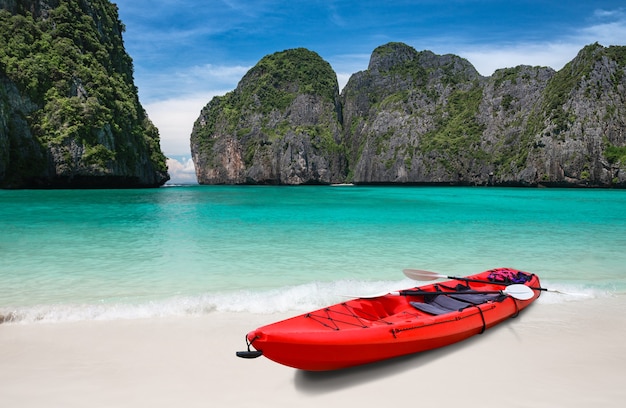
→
(1, 185, 625, 322)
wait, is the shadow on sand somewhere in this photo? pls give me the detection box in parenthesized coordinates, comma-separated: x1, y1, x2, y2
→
(294, 320, 519, 394)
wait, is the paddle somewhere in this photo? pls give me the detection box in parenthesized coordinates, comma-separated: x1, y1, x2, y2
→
(401, 284, 534, 300)
(347, 284, 534, 301)
(402, 268, 588, 296)
(341, 290, 395, 299)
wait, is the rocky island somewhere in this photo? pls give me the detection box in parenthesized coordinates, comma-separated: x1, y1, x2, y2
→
(191, 42, 626, 187)
(191, 48, 346, 185)
(0, 0, 169, 188)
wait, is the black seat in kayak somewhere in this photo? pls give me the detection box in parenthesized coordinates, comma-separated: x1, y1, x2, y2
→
(448, 292, 501, 305)
(410, 301, 449, 315)
(410, 295, 472, 315)
(435, 283, 503, 305)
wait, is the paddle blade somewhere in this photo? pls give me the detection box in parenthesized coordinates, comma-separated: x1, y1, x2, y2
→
(503, 284, 535, 300)
(402, 269, 446, 281)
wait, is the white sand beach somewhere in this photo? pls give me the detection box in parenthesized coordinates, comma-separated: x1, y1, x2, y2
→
(1, 296, 625, 408)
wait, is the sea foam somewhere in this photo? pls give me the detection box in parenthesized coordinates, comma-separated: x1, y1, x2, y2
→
(0, 279, 606, 324)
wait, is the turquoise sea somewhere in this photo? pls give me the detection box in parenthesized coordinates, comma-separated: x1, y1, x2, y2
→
(1, 186, 625, 323)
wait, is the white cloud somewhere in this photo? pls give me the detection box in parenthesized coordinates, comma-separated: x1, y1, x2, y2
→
(592, 7, 625, 19)
(186, 64, 250, 82)
(335, 73, 352, 91)
(576, 7, 626, 47)
(137, 64, 249, 103)
(458, 42, 582, 76)
(166, 156, 197, 184)
(327, 52, 370, 90)
(456, 7, 626, 76)
(139, 64, 250, 158)
(145, 94, 211, 156)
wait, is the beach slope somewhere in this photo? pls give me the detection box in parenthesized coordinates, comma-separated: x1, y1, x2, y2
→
(1, 297, 624, 408)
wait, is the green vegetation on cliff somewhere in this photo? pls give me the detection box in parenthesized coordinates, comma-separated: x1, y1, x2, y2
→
(421, 84, 485, 156)
(540, 44, 626, 138)
(605, 143, 626, 165)
(191, 41, 626, 187)
(372, 43, 427, 84)
(191, 47, 347, 184)
(194, 48, 340, 155)
(0, 0, 168, 187)
(240, 48, 338, 112)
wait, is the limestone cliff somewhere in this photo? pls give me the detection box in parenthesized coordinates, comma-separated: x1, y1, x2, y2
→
(514, 44, 626, 186)
(344, 42, 626, 187)
(0, 0, 169, 188)
(342, 43, 484, 184)
(191, 48, 345, 184)
(191, 42, 626, 187)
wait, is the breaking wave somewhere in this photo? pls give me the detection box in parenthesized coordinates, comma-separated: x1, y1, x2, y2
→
(0, 279, 612, 324)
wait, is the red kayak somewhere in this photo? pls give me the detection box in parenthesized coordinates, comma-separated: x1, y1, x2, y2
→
(236, 268, 541, 371)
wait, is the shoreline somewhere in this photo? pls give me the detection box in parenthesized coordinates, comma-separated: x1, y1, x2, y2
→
(1, 296, 625, 407)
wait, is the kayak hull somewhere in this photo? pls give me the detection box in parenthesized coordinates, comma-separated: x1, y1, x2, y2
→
(242, 268, 541, 371)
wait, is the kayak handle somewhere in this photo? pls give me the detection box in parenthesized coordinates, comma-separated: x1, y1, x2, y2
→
(236, 334, 263, 359)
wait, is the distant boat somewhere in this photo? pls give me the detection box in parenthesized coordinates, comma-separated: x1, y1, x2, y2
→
(237, 268, 541, 370)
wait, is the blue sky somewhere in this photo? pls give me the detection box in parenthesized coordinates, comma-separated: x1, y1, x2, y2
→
(113, 0, 626, 183)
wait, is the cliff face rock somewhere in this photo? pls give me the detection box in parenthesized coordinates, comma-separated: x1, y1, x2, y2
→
(191, 48, 345, 184)
(477, 65, 555, 182)
(345, 42, 626, 186)
(191, 42, 626, 187)
(518, 45, 626, 186)
(1, 74, 45, 183)
(0, 0, 169, 188)
(342, 43, 484, 184)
